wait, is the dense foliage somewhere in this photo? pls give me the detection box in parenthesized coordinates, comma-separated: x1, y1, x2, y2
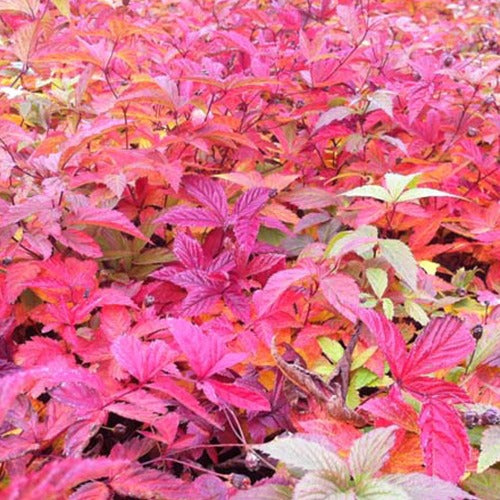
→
(0, 0, 499, 498)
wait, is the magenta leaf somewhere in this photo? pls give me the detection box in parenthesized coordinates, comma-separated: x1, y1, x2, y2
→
(358, 308, 408, 380)
(232, 187, 273, 219)
(320, 273, 361, 323)
(403, 376, 471, 403)
(173, 232, 206, 268)
(168, 318, 247, 379)
(156, 206, 223, 227)
(183, 175, 228, 223)
(111, 336, 173, 383)
(401, 316, 475, 379)
(419, 399, 470, 483)
(204, 379, 270, 412)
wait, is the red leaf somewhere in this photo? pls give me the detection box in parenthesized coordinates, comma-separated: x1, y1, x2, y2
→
(111, 336, 173, 383)
(204, 379, 270, 412)
(67, 206, 148, 241)
(358, 309, 408, 380)
(419, 399, 470, 483)
(168, 318, 247, 379)
(401, 316, 475, 379)
(320, 273, 361, 323)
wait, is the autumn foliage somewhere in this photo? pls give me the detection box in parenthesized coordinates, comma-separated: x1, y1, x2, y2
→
(0, 0, 499, 497)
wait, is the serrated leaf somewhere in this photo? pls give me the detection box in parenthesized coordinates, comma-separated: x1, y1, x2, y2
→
(419, 399, 470, 482)
(320, 273, 360, 323)
(348, 426, 397, 481)
(67, 206, 148, 241)
(111, 336, 172, 383)
(384, 473, 472, 500)
(402, 316, 475, 378)
(293, 471, 354, 500)
(340, 185, 392, 202)
(366, 268, 388, 298)
(254, 436, 349, 483)
(378, 239, 417, 290)
(356, 478, 409, 499)
(404, 300, 429, 326)
(463, 469, 500, 500)
(478, 426, 500, 473)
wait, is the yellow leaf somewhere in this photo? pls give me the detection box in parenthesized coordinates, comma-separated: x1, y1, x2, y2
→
(51, 0, 70, 17)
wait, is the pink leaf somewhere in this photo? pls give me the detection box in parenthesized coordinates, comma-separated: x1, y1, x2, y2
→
(232, 187, 273, 219)
(58, 228, 103, 258)
(67, 206, 148, 241)
(168, 318, 247, 379)
(173, 232, 205, 268)
(110, 465, 188, 499)
(253, 265, 313, 317)
(233, 216, 260, 252)
(204, 379, 270, 411)
(403, 376, 471, 403)
(183, 175, 228, 223)
(402, 316, 475, 379)
(148, 375, 222, 429)
(181, 288, 222, 316)
(358, 309, 408, 380)
(156, 206, 223, 227)
(419, 399, 470, 483)
(361, 386, 419, 433)
(320, 273, 361, 323)
(111, 336, 173, 383)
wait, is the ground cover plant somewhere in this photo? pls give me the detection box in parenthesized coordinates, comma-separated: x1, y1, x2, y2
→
(0, 0, 499, 498)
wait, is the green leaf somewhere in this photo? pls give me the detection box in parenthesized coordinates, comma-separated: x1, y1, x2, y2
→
(351, 367, 379, 387)
(382, 298, 394, 319)
(340, 185, 392, 202)
(397, 187, 462, 202)
(378, 239, 418, 291)
(463, 469, 500, 500)
(385, 473, 474, 500)
(366, 268, 388, 298)
(294, 471, 354, 499)
(404, 300, 429, 326)
(318, 337, 344, 363)
(348, 426, 397, 481)
(478, 426, 500, 473)
(384, 173, 420, 201)
(254, 436, 349, 483)
(467, 326, 500, 371)
(356, 478, 409, 499)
